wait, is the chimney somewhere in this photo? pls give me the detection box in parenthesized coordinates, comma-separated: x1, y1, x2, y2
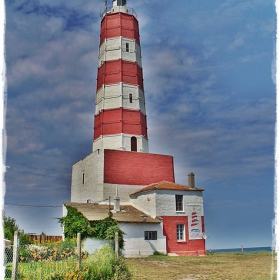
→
(114, 197, 120, 212)
(114, 185, 120, 211)
(188, 172, 195, 188)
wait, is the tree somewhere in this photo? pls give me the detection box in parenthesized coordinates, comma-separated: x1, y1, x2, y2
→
(3, 212, 31, 245)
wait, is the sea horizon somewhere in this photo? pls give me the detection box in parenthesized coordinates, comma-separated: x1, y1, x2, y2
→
(206, 246, 273, 253)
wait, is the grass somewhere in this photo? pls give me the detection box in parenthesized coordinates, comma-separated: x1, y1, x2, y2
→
(126, 251, 277, 280)
(17, 256, 78, 279)
(6, 245, 132, 280)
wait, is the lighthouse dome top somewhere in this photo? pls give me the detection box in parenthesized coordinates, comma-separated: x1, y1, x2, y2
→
(113, 0, 127, 6)
(101, 0, 137, 18)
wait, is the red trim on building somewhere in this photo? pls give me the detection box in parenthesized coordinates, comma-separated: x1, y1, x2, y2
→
(97, 59, 144, 91)
(100, 12, 140, 45)
(162, 216, 206, 256)
(104, 150, 175, 185)
(94, 108, 147, 140)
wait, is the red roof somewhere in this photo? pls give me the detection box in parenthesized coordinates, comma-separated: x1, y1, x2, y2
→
(130, 181, 204, 196)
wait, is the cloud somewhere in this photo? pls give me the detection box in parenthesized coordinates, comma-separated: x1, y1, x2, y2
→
(228, 33, 245, 51)
(148, 92, 274, 184)
(4, 0, 275, 248)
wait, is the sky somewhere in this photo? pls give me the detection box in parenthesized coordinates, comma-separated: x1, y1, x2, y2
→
(2, 0, 276, 250)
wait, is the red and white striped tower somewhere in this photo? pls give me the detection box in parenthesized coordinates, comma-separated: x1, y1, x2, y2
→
(93, 0, 148, 153)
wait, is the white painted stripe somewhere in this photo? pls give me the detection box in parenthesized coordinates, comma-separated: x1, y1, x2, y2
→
(93, 133, 149, 153)
(98, 37, 142, 67)
(95, 83, 146, 115)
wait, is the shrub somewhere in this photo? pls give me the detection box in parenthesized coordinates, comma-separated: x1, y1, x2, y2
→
(48, 245, 132, 280)
(59, 207, 125, 249)
(153, 251, 166, 256)
(58, 206, 95, 239)
(86, 245, 131, 280)
(105, 225, 125, 250)
(18, 240, 88, 262)
(112, 257, 132, 280)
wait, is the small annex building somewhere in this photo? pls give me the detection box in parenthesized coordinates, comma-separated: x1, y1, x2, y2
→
(63, 177, 206, 256)
(63, 0, 207, 257)
(63, 202, 166, 256)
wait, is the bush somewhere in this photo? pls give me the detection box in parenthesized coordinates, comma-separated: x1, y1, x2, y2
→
(87, 245, 132, 280)
(112, 257, 132, 280)
(153, 251, 166, 256)
(19, 240, 88, 262)
(105, 225, 125, 250)
(48, 245, 132, 280)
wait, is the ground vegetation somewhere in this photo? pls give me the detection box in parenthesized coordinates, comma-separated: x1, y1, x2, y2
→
(126, 251, 276, 280)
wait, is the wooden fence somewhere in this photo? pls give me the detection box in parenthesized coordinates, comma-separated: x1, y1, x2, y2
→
(29, 235, 62, 244)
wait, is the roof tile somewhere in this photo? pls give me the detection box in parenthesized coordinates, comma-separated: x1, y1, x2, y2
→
(130, 180, 204, 196)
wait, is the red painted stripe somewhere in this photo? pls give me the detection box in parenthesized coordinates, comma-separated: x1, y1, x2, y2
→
(97, 59, 143, 91)
(93, 108, 148, 140)
(100, 13, 140, 45)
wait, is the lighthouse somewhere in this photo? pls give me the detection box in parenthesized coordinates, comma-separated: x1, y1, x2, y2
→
(93, 0, 148, 153)
(71, 0, 175, 204)
(66, 0, 206, 256)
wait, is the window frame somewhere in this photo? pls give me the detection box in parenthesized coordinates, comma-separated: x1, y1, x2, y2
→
(125, 42, 129, 52)
(82, 172, 85, 185)
(175, 194, 184, 212)
(131, 136, 137, 151)
(177, 224, 185, 241)
(144, 231, 157, 240)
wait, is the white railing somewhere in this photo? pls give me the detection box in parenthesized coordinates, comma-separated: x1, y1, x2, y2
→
(100, 6, 137, 18)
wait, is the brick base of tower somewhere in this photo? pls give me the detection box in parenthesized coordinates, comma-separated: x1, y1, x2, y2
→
(71, 149, 175, 203)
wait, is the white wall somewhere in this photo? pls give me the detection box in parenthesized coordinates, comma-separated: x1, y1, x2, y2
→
(130, 191, 157, 218)
(104, 183, 144, 203)
(92, 134, 123, 151)
(119, 222, 166, 256)
(131, 190, 204, 217)
(81, 222, 166, 257)
(92, 134, 149, 153)
(82, 238, 110, 254)
(156, 190, 204, 216)
(122, 85, 146, 114)
(71, 150, 105, 203)
(95, 84, 146, 115)
(99, 38, 142, 67)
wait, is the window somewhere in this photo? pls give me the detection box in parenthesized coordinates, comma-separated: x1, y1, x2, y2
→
(129, 93, 133, 103)
(117, 0, 127, 6)
(177, 224, 185, 241)
(125, 43, 129, 52)
(82, 173, 85, 185)
(145, 231, 157, 240)
(131, 136, 137, 151)
(175, 195, 183, 211)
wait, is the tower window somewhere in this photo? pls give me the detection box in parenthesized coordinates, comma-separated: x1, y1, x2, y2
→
(131, 136, 137, 151)
(126, 43, 129, 52)
(82, 173, 85, 185)
(129, 93, 133, 103)
(177, 224, 185, 241)
(175, 195, 183, 211)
